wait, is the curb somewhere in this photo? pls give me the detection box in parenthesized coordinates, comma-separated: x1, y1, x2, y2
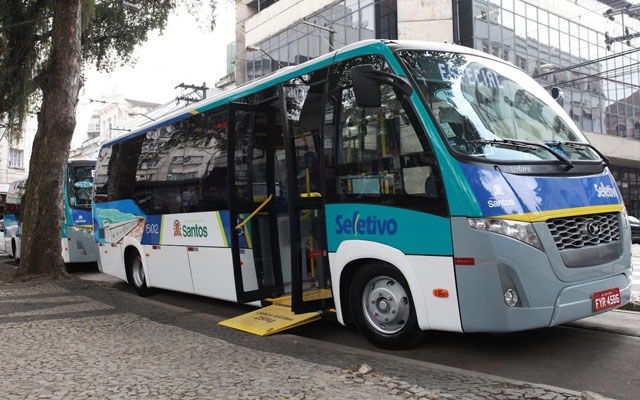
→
(621, 300, 640, 311)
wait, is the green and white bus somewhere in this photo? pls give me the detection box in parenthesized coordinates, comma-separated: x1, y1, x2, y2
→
(92, 40, 632, 349)
(4, 159, 96, 264)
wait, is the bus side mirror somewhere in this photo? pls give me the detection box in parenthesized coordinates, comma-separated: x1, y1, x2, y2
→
(351, 64, 414, 108)
(351, 65, 382, 107)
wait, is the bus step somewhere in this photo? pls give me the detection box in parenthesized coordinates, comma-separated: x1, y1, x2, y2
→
(218, 303, 321, 336)
(266, 288, 333, 307)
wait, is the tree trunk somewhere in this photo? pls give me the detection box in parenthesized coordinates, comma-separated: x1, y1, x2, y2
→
(15, 0, 82, 280)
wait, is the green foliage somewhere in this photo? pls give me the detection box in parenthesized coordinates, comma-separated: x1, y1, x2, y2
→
(0, 0, 51, 141)
(0, 0, 219, 141)
(82, 0, 174, 71)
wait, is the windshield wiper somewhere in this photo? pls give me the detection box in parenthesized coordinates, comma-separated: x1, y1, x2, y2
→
(468, 138, 574, 170)
(546, 141, 610, 166)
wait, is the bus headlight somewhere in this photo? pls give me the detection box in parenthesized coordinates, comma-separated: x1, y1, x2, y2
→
(71, 225, 93, 235)
(468, 218, 543, 250)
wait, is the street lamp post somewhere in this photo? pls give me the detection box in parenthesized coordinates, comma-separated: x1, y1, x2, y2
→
(246, 45, 284, 69)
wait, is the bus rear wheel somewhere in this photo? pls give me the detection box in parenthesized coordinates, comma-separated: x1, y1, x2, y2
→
(127, 252, 153, 297)
(349, 262, 421, 349)
(11, 240, 19, 263)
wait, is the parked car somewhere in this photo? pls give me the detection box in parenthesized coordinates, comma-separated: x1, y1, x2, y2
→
(628, 215, 640, 244)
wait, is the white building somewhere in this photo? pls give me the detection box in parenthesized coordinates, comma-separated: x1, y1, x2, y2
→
(0, 116, 36, 215)
(70, 96, 161, 160)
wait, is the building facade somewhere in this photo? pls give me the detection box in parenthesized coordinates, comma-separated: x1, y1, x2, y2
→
(0, 116, 36, 216)
(231, 0, 640, 216)
(70, 96, 162, 160)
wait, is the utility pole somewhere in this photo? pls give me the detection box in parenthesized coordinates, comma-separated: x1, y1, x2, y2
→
(175, 82, 209, 105)
(301, 20, 335, 51)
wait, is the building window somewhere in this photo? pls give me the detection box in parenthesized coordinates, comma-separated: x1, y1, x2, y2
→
(9, 149, 23, 169)
(246, 0, 391, 82)
(376, 0, 397, 40)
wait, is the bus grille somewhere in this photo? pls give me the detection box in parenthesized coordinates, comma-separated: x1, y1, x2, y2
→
(547, 213, 620, 250)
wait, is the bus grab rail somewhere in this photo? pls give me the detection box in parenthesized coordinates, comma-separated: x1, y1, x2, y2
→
(235, 193, 274, 230)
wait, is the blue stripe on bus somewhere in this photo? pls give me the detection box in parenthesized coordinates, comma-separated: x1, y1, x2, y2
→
(457, 162, 622, 217)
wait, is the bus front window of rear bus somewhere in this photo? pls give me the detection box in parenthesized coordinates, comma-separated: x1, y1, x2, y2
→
(69, 165, 94, 209)
(396, 50, 601, 164)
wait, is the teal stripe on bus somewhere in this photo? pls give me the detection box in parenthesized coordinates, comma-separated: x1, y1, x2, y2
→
(325, 203, 453, 255)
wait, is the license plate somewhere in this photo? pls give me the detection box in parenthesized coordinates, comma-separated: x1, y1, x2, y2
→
(592, 288, 621, 312)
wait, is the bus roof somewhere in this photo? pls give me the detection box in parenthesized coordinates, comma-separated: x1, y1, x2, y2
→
(68, 159, 97, 167)
(6, 177, 27, 205)
(98, 39, 507, 150)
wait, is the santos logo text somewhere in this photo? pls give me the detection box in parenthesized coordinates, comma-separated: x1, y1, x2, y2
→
(335, 212, 398, 236)
(173, 220, 209, 238)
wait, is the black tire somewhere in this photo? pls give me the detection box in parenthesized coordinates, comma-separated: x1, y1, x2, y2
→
(11, 240, 19, 263)
(127, 252, 153, 297)
(349, 262, 421, 349)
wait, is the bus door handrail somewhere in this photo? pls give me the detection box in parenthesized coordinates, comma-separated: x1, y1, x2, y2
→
(235, 193, 274, 230)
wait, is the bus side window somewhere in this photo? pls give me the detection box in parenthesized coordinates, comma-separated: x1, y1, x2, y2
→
(326, 55, 446, 214)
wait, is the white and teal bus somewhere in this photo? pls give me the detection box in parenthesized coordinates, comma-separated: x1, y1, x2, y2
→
(92, 40, 632, 349)
(4, 159, 97, 265)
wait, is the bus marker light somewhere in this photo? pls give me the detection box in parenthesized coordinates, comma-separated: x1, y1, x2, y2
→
(433, 289, 449, 298)
(145, 253, 150, 257)
(454, 257, 475, 266)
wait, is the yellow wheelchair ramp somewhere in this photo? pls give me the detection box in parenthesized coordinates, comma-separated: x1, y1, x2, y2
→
(219, 303, 321, 336)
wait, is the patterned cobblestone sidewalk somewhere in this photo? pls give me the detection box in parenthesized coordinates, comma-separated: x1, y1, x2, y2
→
(0, 277, 606, 400)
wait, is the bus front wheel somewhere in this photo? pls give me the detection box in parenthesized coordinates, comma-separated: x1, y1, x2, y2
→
(127, 252, 153, 297)
(349, 263, 421, 349)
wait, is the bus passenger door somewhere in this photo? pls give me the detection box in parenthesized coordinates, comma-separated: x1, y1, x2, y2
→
(228, 103, 284, 303)
(280, 82, 333, 314)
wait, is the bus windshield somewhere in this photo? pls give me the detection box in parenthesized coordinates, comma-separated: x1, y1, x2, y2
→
(68, 163, 94, 210)
(397, 50, 600, 163)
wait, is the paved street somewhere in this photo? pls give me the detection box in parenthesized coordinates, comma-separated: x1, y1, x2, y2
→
(0, 260, 613, 400)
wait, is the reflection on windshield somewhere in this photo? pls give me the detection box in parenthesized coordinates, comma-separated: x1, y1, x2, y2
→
(397, 50, 599, 162)
(69, 165, 94, 209)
